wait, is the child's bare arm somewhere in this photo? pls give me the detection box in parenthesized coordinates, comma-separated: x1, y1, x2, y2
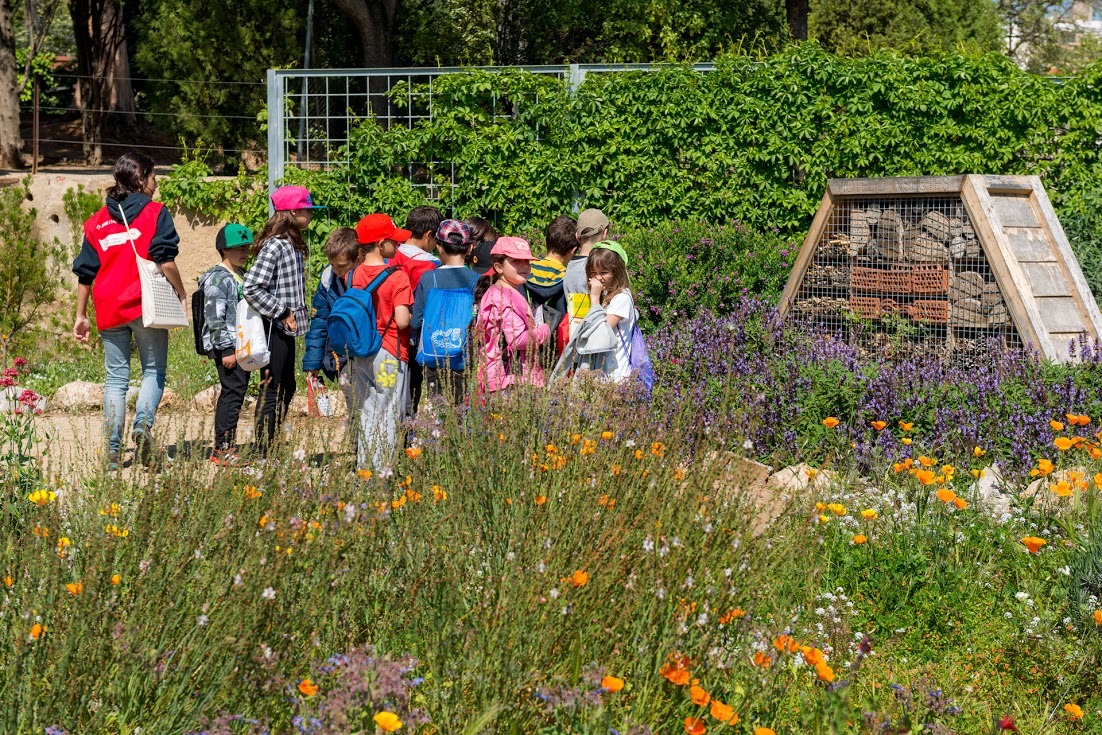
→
(393, 305, 412, 330)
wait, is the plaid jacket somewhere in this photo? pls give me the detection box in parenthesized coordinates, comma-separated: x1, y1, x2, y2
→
(243, 235, 308, 337)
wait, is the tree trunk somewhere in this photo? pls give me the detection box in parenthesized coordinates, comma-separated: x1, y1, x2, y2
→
(69, 0, 127, 165)
(786, 0, 808, 41)
(0, 0, 23, 169)
(332, 0, 399, 67)
(109, 24, 135, 122)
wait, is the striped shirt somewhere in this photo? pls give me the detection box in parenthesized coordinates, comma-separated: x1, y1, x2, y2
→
(529, 257, 567, 288)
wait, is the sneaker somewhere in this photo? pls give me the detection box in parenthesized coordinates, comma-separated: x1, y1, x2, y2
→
(107, 451, 120, 472)
(132, 428, 157, 467)
(210, 448, 245, 467)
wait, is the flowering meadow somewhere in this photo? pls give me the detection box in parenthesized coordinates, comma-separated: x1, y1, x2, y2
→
(3, 305, 1102, 734)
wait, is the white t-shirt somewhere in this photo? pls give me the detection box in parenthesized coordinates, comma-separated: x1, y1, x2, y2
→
(605, 289, 638, 383)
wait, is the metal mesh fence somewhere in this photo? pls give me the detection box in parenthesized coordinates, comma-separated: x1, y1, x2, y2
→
(266, 64, 717, 206)
(791, 195, 1022, 363)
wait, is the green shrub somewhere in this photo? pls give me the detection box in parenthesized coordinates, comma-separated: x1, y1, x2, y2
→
(0, 179, 64, 361)
(622, 219, 795, 330)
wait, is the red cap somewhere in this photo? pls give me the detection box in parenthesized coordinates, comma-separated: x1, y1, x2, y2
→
(356, 213, 412, 245)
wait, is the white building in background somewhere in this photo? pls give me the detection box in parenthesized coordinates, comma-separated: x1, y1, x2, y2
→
(1006, 0, 1102, 70)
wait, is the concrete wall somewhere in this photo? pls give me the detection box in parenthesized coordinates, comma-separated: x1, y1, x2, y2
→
(9, 170, 224, 297)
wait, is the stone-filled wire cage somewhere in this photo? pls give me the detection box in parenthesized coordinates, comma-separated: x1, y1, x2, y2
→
(779, 175, 1102, 364)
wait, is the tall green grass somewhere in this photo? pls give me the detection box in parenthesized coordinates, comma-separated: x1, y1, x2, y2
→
(2, 384, 1100, 734)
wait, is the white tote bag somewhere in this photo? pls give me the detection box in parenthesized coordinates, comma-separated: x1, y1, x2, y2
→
(235, 298, 273, 372)
(118, 206, 189, 330)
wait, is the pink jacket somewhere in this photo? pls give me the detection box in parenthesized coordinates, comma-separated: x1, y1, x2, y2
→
(477, 284, 551, 393)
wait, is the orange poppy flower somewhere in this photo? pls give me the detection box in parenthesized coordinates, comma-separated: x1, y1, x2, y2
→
(1051, 481, 1073, 498)
(684, 717, 707, 735)
(719, 608, 745, 624)
(901, 438, 913, 445)
(357, 469, 373, 480)
(111, 574, 121, 585)
(571, 570, 589, 587)
(601, 675, 624, 692)
(827, 503, 846, 516)
(65, 582, 82, 595)
(972, 469, 986, 479)
(298, 678, 319, 696)
(898, 420, 913, 431)
(821, 417, 840, 428)
(815, 661, 835, 682)
(1064, 703, 1084, 720)
(690, 684, 711, 706)
(773, 635, 798, 652)
(2, 576, 11, 588)
(374, 712, 403, 732)
(917, 455, 935, 467)
(953, 497, 968, 510)
(915, 469, 937, 485)
(752, 651, 772, 668)
(802, 647, 824, 666)
(665, 668, 691, 686)
(651, 442, 667, 456)
(871, 420, 887, 431)
(1050, 420, 1065, 431)
(852, 534, 868, 544)
(405, 447, 422, 459)
(534, 495, 547, 505)
(710, 700, 738, 725)
(601, 431, 614, 440)
(1092, 609, 1102, 625)
(936, 488, 956, 503)
(861, 509, 878, 520)
(1054, 437, 1074, 451)
(29, 623, 44, 640)
(1021, 536, 1046, 554)
(756, 729, 777, 735)
(973, 446, 986, 457)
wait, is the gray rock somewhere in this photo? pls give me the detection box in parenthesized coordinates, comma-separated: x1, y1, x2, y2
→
(53, 380, 104, 411)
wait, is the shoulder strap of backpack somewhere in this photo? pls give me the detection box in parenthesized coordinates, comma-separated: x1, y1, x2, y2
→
(364, 265, 398, 295)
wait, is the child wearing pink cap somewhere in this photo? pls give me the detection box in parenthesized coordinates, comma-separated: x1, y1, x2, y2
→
(242, 185, 322, 456)
(474, 237, 551, 394)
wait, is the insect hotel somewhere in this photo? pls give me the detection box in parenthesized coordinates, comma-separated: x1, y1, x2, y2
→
(779, 175, 1102, 363)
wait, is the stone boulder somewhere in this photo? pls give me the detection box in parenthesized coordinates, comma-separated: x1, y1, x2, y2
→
(53, 381, 104, 412)
(192, 385, 221, 412)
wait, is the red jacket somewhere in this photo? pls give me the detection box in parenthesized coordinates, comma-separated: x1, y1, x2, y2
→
(82, 201, 164, 330)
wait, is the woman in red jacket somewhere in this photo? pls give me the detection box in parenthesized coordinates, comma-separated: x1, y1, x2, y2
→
(72, 151, 186, 470)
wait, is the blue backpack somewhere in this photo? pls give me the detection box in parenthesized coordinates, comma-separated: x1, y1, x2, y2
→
(416, 271, 477, 369)
(327, 267, 397, 359)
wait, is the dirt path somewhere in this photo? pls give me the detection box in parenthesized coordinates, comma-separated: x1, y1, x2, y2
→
(36, 409, 349, 482)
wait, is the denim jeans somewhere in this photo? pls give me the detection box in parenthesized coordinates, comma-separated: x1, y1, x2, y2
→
(101, 318, 168, 454)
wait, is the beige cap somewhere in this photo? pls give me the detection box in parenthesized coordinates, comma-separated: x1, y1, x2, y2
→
(576, 208, 610, 238)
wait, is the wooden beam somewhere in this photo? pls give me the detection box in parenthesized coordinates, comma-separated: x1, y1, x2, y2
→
(960, 175, 1051, 357)
(827, 176, 964, 197)
(778, 190, 833, 319)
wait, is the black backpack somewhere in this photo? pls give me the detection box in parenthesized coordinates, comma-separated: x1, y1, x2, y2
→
(191, 287, 207, 356)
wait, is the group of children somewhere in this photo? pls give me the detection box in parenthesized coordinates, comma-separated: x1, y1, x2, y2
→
(198, 185, 644, 469)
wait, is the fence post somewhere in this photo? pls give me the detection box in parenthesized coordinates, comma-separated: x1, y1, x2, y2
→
(32, 74, 39, 175)
(567, 65, 586, 213)
(266, 69, 284, 215)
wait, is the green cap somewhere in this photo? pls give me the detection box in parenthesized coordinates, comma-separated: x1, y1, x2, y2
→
(592, 239, 628, 264)
(216, 223, 254, 251)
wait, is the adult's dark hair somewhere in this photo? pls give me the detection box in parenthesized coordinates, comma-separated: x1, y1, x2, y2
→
(406, 205, 443, 239)
(545, 215, 578, 258)
(106, 151, 156, 200)
(464, 216, 498, 244)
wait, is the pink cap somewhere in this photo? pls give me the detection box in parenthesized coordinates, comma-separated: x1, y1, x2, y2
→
(271, 185, 325, 211)
(490, 236, 535, 260)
